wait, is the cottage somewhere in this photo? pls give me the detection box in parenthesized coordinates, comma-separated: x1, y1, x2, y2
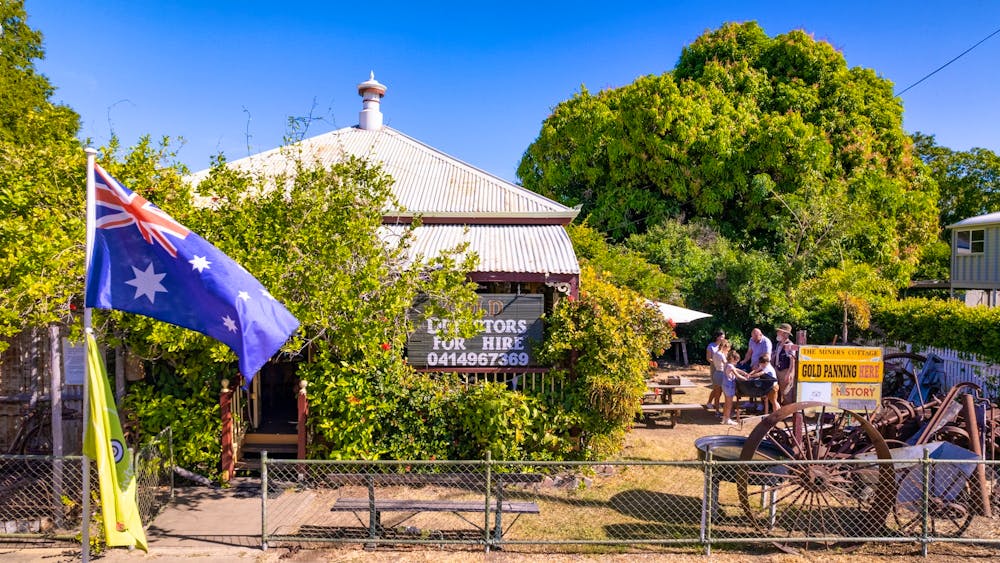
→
(187, 75, 580, 463)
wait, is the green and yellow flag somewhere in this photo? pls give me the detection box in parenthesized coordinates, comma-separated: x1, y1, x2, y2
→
(83, 333, 148, 551)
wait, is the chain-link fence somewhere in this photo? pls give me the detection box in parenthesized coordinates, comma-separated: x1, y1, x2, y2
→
(0, 455, 89, 539)
(134, 426, 174, 526)
(705, 456, 1000, 552)
(0, 426, 173, 543)
(261, 454, 1000, 554)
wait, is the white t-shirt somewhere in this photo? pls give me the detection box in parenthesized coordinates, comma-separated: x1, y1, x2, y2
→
(712, 348, 726, 373)
(724, 362, 739, 381)
(757, 363, 777, 382)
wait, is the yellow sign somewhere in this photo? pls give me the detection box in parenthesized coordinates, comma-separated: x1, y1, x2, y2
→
(796, 346, 883, 412)
(797, 346, 883, 382)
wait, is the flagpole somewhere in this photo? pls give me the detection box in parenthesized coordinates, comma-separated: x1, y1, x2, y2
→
(82, 147, 97, 562)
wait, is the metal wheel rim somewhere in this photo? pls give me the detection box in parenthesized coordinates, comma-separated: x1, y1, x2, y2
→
(736, 401, 897, 551)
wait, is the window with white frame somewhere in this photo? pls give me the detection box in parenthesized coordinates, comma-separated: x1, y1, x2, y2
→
(956, 229, 985, 255)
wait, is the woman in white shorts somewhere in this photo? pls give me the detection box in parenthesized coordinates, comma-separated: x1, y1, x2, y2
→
(706, 339, 729, 415)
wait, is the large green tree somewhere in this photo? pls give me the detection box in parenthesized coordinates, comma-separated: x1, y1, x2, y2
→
(566, 222, 680, 303)
(0, 0, 83, 342)
(0, 0, 79, 144)
(519, 22, 938, 287)
(913, 132, 1000, 230)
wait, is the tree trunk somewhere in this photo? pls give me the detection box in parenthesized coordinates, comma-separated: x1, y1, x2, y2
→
(841, 306, 849, 345)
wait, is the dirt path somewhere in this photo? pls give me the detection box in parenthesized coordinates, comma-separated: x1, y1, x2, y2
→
(627, 363, 759, 461)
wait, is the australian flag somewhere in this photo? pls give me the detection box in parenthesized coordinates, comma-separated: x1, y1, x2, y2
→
(85, 163, 300, 384)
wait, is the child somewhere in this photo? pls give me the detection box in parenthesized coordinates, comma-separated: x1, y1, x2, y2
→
(721, 348, 748, 426)
(749, 355, 781, 414)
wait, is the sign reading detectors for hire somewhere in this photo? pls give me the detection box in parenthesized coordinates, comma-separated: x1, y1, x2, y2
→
(795, 346, 884, 412)
(407, 294, 544, 368)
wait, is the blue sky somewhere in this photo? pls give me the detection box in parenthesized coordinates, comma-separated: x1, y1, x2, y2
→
(28, 1, 1000, 182)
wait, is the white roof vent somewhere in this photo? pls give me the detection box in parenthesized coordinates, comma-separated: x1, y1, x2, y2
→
(357, 71, 387, 131)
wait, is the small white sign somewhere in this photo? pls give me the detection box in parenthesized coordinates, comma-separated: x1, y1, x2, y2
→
(62, 338, 86, 385)
(798, 381, 832, 403)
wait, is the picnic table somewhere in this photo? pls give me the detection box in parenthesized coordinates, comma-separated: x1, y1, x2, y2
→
(640, 377, 701, 427)
(645, 377, 696, 404)
(327, 472, 541, 544)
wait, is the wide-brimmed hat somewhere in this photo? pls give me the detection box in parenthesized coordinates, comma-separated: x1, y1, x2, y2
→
(775, 323, 792, 334)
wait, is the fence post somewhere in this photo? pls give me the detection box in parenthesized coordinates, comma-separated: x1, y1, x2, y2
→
(485, 451, 493, 552)
(261, 450, 268, 551)
(367, 472, 377, 543)
(701, 449, 714, 556)
(167, 426, 175, 501)
(220, 379, 234, 483)
(921, 449, 930, 557)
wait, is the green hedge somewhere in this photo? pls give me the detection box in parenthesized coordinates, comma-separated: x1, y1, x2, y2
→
(868, 298, 1000, 364)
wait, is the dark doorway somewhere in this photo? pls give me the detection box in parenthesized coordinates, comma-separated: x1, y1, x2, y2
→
(255, 363, 298, 434)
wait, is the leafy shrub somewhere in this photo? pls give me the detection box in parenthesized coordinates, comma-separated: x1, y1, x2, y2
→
(120, 364, 221, 478)
(302, 346, 464, 460)
(629, 219, 789, 355)
(449, 382, 532, 460)
(867, 298, 1000, 364)
(538, 266, 673, 458)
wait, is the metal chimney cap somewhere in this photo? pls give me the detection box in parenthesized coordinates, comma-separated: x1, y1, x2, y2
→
(358, 71, 387, 97)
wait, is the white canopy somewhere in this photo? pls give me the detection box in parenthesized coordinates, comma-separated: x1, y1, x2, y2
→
(648, 301, 712, 324)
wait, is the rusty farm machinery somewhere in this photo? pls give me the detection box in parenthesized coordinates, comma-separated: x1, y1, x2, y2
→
(698, 350, 1000, 550)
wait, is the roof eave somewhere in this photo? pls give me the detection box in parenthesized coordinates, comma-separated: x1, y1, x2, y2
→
(947, 221, 1000, 229)
(946, 212, 1000, 229)
(382, 210, 579, 225)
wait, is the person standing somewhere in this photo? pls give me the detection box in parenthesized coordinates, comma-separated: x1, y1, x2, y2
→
(706, 335, 727, 415)
(772, 323, 797, 405)
(740, 328, 772, 371)
(704, 330, 725, 412)
(706, 330, 725, 363)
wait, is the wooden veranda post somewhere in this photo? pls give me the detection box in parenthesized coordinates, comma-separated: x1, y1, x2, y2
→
(220, 379, 234, 482)
(297, 380, 308, 459)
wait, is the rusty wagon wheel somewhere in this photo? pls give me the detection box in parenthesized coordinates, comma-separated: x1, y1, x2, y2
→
(890, 470, 974, 538)
(882, 352, 927, 401)
(736, 401, 897, 552)
(854, 437, 975, 538)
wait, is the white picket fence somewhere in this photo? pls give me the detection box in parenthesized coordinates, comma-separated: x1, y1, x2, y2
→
(880, 340, 1000, 398)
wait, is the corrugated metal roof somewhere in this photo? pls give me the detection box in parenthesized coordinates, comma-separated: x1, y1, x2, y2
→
(187, 126, 576, 219)
(380, 224, 580, 275)
(948, 211, 1000, 229)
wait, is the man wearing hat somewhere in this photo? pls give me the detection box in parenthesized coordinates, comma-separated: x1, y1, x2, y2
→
(772, 323, 797, 405)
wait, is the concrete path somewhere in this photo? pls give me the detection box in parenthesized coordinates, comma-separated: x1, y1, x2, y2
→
(143, 479, 263, 549)
(1, 479, 276, 562)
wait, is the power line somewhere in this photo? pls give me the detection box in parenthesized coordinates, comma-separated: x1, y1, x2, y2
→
(896, 25, 1000, 96)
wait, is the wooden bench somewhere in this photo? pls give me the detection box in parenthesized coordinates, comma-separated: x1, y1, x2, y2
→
(331, 497, 539, 541)
(639, 403, 704, 428)
(327, 472, 542, 543)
